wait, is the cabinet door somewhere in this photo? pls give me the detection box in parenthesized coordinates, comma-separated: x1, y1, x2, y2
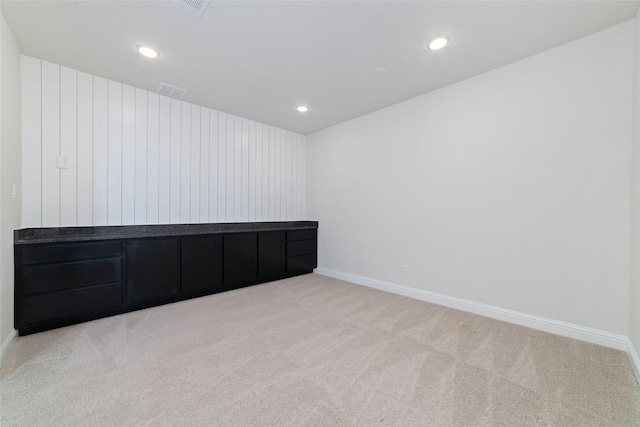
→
(181, 235, 223, 294)
(258, 231, 285, 279)
(126, 239, 179, 303)
(223, 233, 257, 286)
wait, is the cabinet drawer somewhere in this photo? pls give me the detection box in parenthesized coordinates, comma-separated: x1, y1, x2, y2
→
(21, 241, 122, 265)
(21, 282, 122, 326)
(286, 229, 317, 241)
(287, 254, 317, 274)
(22, 259, 122, 296)
(286, 240, 316, 257)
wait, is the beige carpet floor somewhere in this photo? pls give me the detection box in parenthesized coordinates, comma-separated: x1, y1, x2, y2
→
(1, 273, 639, 426)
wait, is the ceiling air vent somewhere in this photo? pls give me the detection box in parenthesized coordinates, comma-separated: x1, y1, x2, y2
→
(157, 83, 188, 100)
(171, 0, 210, 19)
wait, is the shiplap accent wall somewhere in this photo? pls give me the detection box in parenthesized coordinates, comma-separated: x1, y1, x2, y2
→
(21, 56, 306, 227)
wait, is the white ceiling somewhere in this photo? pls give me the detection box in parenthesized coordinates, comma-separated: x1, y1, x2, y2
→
(2, 1, 639, 135)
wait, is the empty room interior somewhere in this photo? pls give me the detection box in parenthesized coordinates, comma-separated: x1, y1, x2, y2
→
(1, 0, 640, 425)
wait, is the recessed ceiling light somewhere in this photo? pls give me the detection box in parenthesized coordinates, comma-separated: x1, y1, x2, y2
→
(428, 37, 449, 51)
(297, 106, 308, 113)
(136, 44, 159, 58)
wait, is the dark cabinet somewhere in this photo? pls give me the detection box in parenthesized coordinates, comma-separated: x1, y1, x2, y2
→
(224, 233, 258, 285)
(126, 239, 179, 303)
(181, 235, 223, 294)
(15, 241, 124, 333)
(15, 223, 317, 335)
(258, 231, 285, 279)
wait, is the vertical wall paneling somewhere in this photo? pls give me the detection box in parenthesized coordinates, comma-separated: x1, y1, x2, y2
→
(282, 129, 287, 218)
(134, 89, 148, 224)
(60, 67, 78, 227)
(302, 133, 306, 219)
(208, 110, 218, 222)
(41, 62, 61, 227)
(169, 99, 181, 223)
(262, 124, 269, 221)
(241, 118, 249, 221)
(121, 85, 136, 225)
(291, 132, 297, 221)
(283, 131, 288, 220)
(147, 92, 160, 224)
(280, 130, 289, 220)
(217, 112, 227, 222)
(225, 114, 234, 220)
(298, 133, 304, 218)
(22, 56, 42, 227)
(285, 131, 292, 220)
(107, 81, 122, 225)
(199, 108, 210, 221)
(292, 133, 297, 218)
(234, 117, 243, 220)
(268, 126, 274, 220)
(248, 121, 257, 222)
(92, 77, 109, 225)
(190, 105, 201, 222)
(288, 131, 293, 219)
(158, 96, 171, 224)
(180, 102, 191, 222)
(255, 122, 264, 222)
(21, 57, 307, 228)
(282, 131, 287, 220)
(269, 126, 276, 220)
(293, 133, 298, 218)
(274, 127, 281, 220)
(76, 71, 93, 226)
(297, 133, 303, 218)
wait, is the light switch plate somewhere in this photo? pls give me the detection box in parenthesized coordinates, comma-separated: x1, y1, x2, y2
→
(57, 156, 69, 169)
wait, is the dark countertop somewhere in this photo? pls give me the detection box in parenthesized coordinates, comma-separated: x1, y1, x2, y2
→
(14, 221, 318, 245)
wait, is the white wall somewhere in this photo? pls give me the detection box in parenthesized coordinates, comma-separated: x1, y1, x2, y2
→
(0, 13, 21, 354)
(21, 56, 306, 228)
(308, 21, 635, 336)
(630, 10, 640, 363)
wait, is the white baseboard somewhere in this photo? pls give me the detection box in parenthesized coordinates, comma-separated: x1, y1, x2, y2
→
(0, 329, 17, 366)
(627, 338, 640, 385)
(315, 267, 629, 351)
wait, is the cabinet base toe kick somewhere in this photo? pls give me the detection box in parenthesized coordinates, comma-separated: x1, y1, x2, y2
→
(15, 223, 318, 335)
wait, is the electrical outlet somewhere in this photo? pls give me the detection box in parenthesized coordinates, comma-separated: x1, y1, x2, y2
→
(401, 264, 409, 275)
